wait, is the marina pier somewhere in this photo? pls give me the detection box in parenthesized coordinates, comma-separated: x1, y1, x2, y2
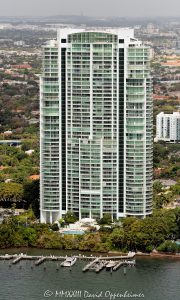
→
(0, 252, 136, 272)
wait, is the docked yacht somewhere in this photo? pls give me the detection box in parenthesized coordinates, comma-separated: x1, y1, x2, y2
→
(61, 256, 77, 267)
(106, 261, 117, 271)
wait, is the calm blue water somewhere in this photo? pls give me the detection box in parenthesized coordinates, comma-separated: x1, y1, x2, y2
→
(0, 248, 180, 300)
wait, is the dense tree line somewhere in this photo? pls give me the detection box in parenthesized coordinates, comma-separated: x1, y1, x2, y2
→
(0, 144, 39, 184)
(0, 209, 179, 253)
(0, 180, 40, 216)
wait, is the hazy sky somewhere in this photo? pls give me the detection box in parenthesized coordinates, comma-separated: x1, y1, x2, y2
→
(0, 0, 180, 17)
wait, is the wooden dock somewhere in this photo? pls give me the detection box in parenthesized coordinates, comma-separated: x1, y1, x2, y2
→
(82, 257, 108, 273)
(113, 261, 124, 271)
(0, 252, 136, 272)
(82, 254, 136, 273)
(82, 257, 100, 272)
(0, 255, 13, 260)
(12, 255, 24, 264)
(35, 257, 46, 266)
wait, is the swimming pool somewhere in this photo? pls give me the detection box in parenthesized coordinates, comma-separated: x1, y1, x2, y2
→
(62, 230, 85, 235)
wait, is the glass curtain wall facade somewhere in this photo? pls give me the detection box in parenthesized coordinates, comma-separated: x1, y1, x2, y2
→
(40, 28, 153, 223)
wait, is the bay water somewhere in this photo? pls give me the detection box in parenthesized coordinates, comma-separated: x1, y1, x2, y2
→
(0, 248, 179, 300)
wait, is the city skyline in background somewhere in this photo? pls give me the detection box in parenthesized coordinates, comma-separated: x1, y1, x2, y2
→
(0, 0, 180, 17)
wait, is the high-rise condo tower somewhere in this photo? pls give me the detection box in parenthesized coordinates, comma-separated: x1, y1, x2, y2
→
(40, 28, 153, 223)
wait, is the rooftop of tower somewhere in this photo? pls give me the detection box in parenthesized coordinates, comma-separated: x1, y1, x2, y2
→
(57, 27, 135, 40)
(43, 27, 146, 48)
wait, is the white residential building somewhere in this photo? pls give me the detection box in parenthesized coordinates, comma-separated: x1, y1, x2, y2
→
(156, 112, 180, 142)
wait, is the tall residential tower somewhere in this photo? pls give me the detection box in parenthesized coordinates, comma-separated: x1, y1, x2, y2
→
(40, 28, 153, 223)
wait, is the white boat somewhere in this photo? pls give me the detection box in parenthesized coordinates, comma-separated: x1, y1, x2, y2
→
(127, 251, 136, 258)
(61, 257, 77, 267)
(106, 261, 117, 271)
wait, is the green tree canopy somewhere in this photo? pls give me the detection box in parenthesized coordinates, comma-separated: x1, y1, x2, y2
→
(97, 213, 112, 225)
(0, 182, 23, 202)
(63, 211, 78, 224)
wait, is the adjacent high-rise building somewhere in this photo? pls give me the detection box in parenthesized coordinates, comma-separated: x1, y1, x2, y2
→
(40, 28, 153, 223)
(156, 112, 180, 142)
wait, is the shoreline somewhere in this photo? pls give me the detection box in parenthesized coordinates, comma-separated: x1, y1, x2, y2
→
(109, 251, 180, 259)
(150, 252, 180, 258)
(0, 247, 180, 259)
